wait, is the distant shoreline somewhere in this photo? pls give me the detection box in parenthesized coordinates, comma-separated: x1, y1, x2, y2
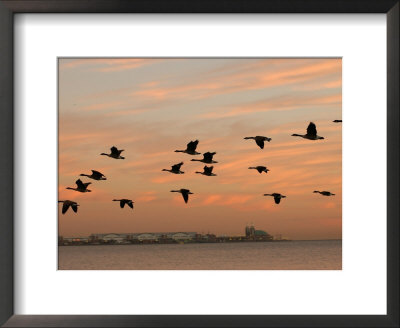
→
(59, 239, 289, 246)
(58, 239, 342, 246)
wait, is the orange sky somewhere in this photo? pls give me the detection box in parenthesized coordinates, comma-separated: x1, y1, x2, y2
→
(58, 58, 342, 240)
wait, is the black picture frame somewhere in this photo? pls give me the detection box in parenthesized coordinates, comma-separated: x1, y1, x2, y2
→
(0, 1, 398, 327)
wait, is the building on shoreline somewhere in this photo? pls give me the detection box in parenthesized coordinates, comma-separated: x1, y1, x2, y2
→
(59, 225, 282, 246)
(86, 232, 198, 245)
(245, 224, 273, 241)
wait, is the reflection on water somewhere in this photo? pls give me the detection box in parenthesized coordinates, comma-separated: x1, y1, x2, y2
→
(58, 240, 341, 270)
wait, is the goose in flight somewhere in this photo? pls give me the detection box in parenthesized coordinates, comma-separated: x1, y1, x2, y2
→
(333, 120, 342, 123)
(162, 162, 184, 174)
(263, 193, 286, 204)
(244, 136, 271, 149)
(191, 152, 218, 164)
(113, 199, 134, 209)
(196, 165, 217, 176)
(66, 179, 92, 193)
(101, 146, 125, 159)
(58, 200, 79, 214)
(292, 122, 324, 140)
(80, 170, 107, 180)
(170, 188, 193, 204)
(248, 166, 270, 174)
(175, 140, 200, 155)
(313, 191, 335, 196)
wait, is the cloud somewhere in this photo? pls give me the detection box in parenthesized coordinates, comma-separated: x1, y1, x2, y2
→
(136, 191, 157, 202)
(199, 93, 341, 119)
(81, 101, 123, 111)
(130, 59, 341, 103)
(59, 58, 162, 72)
(322, 80, 342, 89)
(321, 202, 337, 209)
(201, 193, 256, 207)
(202, 194, 222, 205)
(140, 81, 161, 88)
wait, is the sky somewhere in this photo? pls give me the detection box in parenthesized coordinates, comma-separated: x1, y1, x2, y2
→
(58, 58, 342, 240)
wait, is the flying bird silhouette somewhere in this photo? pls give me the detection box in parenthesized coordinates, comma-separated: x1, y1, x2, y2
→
(191, 152, 218, 164)
(101, 146, 125, 159)
(243, 136, 271, 149)
(170, 189, 193, 203)
(162, 162, 184, 174)
(292, 122, 324, 140)
(175, 140, 200, 155)
(66, 179, 92, 193)
(248, 166, 270, 174)
(263, 193, 286, 204)
(58, 200, 79, 214)
(80, 170, 107, 180)
(313, 191, 335, 196)
(333, 120, 342, 123)
(196, 165, 217, 176)
(113, 199, 134, 209)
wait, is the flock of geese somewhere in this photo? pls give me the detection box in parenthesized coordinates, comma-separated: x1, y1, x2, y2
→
(59, 120, 341, 214)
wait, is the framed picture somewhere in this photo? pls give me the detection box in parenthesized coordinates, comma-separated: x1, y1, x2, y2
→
(0, 1, 398, 327)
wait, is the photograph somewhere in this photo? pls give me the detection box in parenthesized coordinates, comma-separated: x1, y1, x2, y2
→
(58, 58, 342, 270)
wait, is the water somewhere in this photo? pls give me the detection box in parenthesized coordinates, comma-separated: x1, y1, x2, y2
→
(58, 240, 341, 270)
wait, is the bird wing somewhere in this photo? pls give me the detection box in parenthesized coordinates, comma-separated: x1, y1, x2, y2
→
(120, 200, 125, 208)
(186, 140, 199, 152)
(127, 201, 134, 209)
(76, 179, 85, 189)
(255, 139, 264, 149)
(307, 122, 317, 137)
(171, 162, 183, 171)
(83, 182, 91, 187)
(111, 146, 119, 155)
(71, 203, 78, 213)
(203, 166, 212, 174)
(274, 196, 281, 204)
(91, 170, 103, 177)
(203, 152, 214, 161)
(256, 166, 264, 173)
(182, 191, 189, 203)
(62, 202, 70, 214)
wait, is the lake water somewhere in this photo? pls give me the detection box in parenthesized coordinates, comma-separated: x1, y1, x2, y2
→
(58, 240, 341, 270)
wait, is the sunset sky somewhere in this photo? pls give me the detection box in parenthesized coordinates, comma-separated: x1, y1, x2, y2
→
(58, 58, 342, 240)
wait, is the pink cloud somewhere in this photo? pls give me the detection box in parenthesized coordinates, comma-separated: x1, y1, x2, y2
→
(136, 191, 157, 202)
(130, 59, 341, 103)
(81, 101, 123, 111)
(322, 80, 342, 88)
(202, 194, 222, 205)
(199, 93, 341, 119)
(59, 58, 162, 72)
(321, 202, 337, 209)
(140, 81, 161, 88)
